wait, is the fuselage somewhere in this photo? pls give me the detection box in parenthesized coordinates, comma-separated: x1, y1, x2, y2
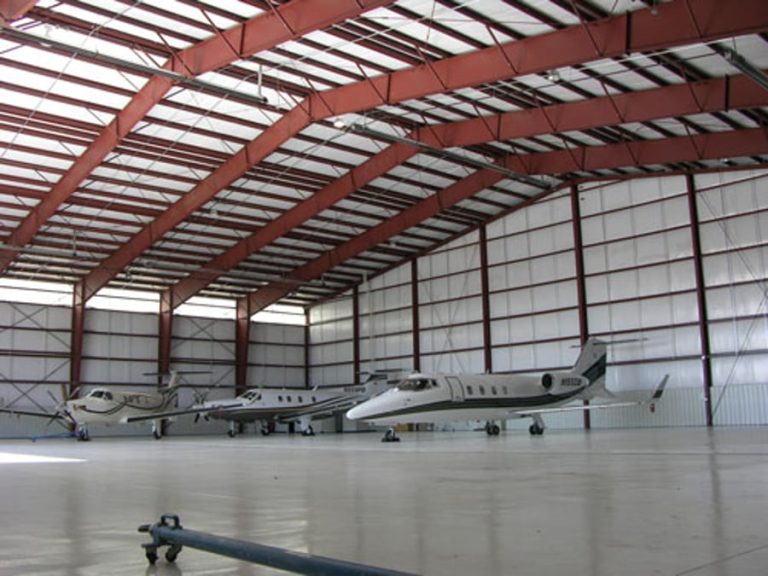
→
(346, 372, 590, 425)
(65, 388, 175, 425)
(202, 387, 368, 423)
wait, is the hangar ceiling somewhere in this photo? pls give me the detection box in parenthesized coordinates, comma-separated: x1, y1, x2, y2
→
(0, 0, 766, 315)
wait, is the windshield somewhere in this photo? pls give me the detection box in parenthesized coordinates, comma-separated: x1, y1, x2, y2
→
(396, 378, 436, 392)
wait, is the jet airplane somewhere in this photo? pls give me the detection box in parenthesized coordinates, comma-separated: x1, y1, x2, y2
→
(194, 377, 385, 437)
(346, 338, 667, 441)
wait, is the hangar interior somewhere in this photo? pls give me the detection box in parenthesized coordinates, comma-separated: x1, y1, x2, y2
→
(1, 1, 768, 574)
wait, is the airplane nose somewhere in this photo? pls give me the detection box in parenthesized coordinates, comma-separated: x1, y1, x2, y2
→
(346, 405, 364, 420)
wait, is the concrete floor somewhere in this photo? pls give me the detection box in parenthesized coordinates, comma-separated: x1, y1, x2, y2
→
(1, 427, 767, 576)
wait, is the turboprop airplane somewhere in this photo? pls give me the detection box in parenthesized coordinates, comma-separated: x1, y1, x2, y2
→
(194, 376, 387, 437)
(346, 338, 668, 442)
(0, 372, 220, 441)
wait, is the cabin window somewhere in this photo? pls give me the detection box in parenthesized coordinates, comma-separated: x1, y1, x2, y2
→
(287, 395, 292, 402)
(397, 378, 435, 391)
(466, 385, 473, 396)
(479, 385, 486, 395)
(298, 396, 303, 403)
(491, 386, 497, 396)
(312, 396, 316, 402)
(502, 386, 509, 395)
(278, 395, 283, 402)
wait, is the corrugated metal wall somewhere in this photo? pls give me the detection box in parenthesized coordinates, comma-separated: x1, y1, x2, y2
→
(309, 168, 768, 430)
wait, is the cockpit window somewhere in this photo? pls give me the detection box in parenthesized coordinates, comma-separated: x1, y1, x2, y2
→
(397, 378, 436, 391)
(89, 390, 112, 400)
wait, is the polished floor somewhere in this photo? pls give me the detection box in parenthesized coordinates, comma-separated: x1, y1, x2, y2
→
(1, 427, 767, 576)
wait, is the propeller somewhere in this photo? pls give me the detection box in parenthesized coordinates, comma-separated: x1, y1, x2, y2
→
(192, 389, 212, 424)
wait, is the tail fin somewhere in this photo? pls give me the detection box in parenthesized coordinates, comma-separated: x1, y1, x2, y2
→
(165, 371, 180, 389)
(572, 338, 608, 386)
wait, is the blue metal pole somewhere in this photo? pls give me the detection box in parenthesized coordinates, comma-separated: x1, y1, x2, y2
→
(140, 514, 419, 576)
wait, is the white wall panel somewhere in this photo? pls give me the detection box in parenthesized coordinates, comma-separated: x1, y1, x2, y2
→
(370, 260, 411, 290)
(706, 283, 767, 320)
(420, 349, 483, 374)
(708, 319, 768, 356)
(702, 246, 768, 287)
(696, 170, 768, 218)
(359, 308, 410, 338)
(86, 308, 157, 335)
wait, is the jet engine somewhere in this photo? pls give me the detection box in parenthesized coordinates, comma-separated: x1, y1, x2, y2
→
(541, 373, 588, 395)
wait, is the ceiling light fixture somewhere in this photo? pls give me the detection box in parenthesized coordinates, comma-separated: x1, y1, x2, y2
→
(0, 25, 269, 105)
(347, 123, 547, 190)
(721, 47, 768, 91)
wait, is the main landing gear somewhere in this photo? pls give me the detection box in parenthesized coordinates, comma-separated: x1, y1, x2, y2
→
(76, 425, 90, 442)
(301, 425, 315, 437)
(485, 421, 501, 436)
(381, 428, 400, 442)
(528, 415, 545, 436)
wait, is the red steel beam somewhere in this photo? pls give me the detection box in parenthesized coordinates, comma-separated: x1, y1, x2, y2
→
(0, 0, 36, 21)
(241, 127, 768, 314)
(414, 74, 768, 149)
(71, 0, 767, 301)
(167, 71, 768, 307)
(499, 127, 768, 175)
(0, 0, 391, 275)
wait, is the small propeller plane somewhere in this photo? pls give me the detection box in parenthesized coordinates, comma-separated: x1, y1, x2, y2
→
(194, 376, 386, 437)
(346, 338, 668, 442)
(0, 372, 221, 441)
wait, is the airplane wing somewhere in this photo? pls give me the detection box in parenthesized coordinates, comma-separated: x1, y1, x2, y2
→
(0, 406, 66, 420)
(123, 403, 237, 423)
(518, 374, 668, 417)
(276, 394, 367, 423)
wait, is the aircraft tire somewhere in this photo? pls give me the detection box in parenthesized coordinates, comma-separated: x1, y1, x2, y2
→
(302, 426, 315, 436)
(227, 429, 237, 438)
(490, 424, 501, 436)
(529, 423, 544, 436)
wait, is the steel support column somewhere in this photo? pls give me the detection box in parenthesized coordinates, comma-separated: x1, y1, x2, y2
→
(235, 298, 251, 398)
(158, 290, 173, 381)
(69, 280, 85, 400)
(411, 259, 421, 373)
(353, 285, 361, 386)
(686, 174, 714, 427)
(570, 184, 591, 429)
(479, 226, 492, 374)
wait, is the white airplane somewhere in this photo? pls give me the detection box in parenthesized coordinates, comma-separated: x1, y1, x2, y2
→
(194, 377, 385, 437)
(346, 338, 668, 441)
(0, 372, 220, 441)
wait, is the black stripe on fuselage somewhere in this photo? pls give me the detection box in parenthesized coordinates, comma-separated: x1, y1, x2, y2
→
(365, 389, 584, 420)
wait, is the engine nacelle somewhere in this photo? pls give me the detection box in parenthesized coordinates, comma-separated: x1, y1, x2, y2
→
(541, 373, 588, 395)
